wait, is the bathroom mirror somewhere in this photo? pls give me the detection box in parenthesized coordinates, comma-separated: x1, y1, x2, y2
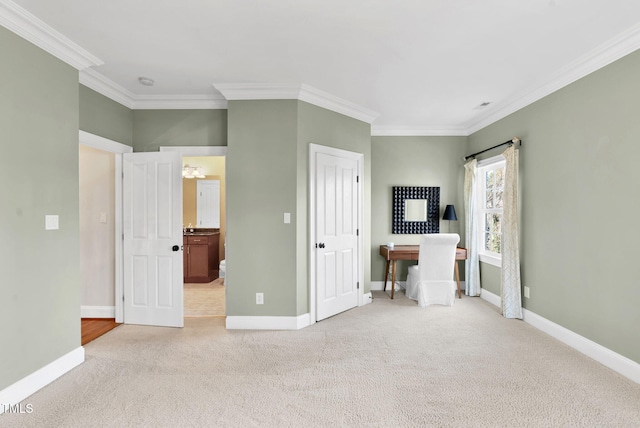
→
(392, 186, 440, 234)
(404, 199, 427, 221)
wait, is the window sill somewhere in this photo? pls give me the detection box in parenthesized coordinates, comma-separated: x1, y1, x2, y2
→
(479, 253, 502, 267)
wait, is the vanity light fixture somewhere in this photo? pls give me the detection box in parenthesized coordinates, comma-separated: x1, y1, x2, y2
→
(182, 165, 205, 179)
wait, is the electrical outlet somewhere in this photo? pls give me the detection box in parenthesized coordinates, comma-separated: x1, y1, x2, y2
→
(524, 286, 530, 299)
(256, 293, 264, 304)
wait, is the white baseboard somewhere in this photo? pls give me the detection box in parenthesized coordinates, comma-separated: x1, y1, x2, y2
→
(480, 288, 640, 384)
(80, 306, 115, 318)
(361, 292, 373, 306)
(480, 288, 501, 307)
(226, 313, 310, 330)
(0, 347, 85, 414)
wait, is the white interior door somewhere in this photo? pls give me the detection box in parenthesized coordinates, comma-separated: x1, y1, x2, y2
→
(123, 152, 183, 327)
(315, 151, 359, 321)
(196, 179, 220, 228)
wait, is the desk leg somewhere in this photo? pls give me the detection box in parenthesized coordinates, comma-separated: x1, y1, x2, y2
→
(455, 261, 461, 299)
(391, 260, 396, 299)
(383, 260, 390, 291)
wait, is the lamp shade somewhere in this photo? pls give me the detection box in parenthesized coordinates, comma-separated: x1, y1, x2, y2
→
(443, 205, 457, 221)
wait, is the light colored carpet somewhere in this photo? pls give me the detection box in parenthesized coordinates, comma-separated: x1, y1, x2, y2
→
(184, 278, 225, 317)
(4, 291, 640, 427)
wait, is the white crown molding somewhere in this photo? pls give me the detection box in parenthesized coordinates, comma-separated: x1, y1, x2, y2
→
(214, 82, 302, 100)
(80, 68, 135, 108)
(464, 22, 640, 135)
(0, 0, 102, 70)
(132, 94, 227, 110)
(371, 125, 468, 137)
(80, 68, 226, 110)
(298, 84, 379, 124)
(213, 83, 379, 124)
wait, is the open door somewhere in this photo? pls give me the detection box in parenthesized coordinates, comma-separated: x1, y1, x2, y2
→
(122, 152, 183, 327)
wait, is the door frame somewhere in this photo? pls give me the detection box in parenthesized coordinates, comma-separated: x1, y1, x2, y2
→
(309, 143, 364, 324)
(78, 130, 132, 323)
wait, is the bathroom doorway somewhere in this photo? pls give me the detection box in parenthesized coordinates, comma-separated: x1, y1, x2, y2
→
(182, 155, 226, 317)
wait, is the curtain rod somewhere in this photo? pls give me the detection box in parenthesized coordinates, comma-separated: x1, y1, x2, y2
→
(464, 137, 521, 161)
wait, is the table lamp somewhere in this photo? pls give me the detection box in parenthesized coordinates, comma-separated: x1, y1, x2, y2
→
(443, 205, 457, 232)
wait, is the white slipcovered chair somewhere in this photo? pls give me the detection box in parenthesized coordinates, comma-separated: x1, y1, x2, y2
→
(405, 233, 460, 307)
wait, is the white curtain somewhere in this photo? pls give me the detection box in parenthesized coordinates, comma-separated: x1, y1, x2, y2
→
(501, 145, 523, 319)
(464, 160, 481, 296)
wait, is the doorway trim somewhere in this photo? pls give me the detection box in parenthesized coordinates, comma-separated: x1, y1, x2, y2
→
(78, 130, 132, 322)
(309, 143, 364, 324)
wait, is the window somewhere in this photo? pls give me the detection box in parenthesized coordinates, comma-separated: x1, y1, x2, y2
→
(477, 156, 505, 266)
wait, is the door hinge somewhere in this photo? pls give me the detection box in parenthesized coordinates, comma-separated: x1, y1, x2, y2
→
(122, 294, 125, 302)
(357, 281, 360, 290)
(357, 229, 359, 236)
(356, 175, 359, 183)
(122, 233, 124, 241)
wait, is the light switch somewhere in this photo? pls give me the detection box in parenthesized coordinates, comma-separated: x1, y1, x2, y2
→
(45, 215, 59, 230)
(284, 212, 291, 224)
(99, 212, 108, 224)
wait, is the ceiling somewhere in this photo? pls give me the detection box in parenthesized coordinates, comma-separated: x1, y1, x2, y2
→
(7, 0, 640, 135)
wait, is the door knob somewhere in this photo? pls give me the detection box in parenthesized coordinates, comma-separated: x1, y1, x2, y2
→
(172, 245, 180, 251)
(319, 243, 325, 248)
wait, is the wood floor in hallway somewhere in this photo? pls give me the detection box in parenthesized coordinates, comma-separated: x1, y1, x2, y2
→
(81, 318, 119, 345)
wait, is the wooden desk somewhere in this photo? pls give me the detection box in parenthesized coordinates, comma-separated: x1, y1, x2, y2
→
(379, 245, 468, 299)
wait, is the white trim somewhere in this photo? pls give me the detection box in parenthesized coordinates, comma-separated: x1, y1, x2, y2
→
(80, 69, 228, 110)
(464, 22, 640, 135)
(214, 83, 379, 124)
(132, 94, 227, 110)
(225, 314, 310, 330)
(159, 146, 228, 156)
(371, 125, 468, 137)
(79, 130, 132, 154)
(361, 292, 373, 306)
(479, 287, 502, 307)
(298, 84, 379, 124)
(479, 253, 501, 267)
(476, 154, 505, 167)
(80, 68, 135, 108)
(79, 131, 131, 323)
(480, 288, 640, 384)
(476, 158, 506, 265)
(309, 144, 365, 324)
(0, 347, 84, 413)
(0, 0, 103, 70)
(214, 82, 301, 100)
(80, 306, 116, 318)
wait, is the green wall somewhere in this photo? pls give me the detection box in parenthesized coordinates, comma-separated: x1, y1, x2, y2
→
(79, 85, 133, 145)
(0, 27, 81, 389)
(468, 49, 640, 364)
(226, 100, 299, 316)
(371, 136, 466, 282)
(133, 109, 227, 152)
